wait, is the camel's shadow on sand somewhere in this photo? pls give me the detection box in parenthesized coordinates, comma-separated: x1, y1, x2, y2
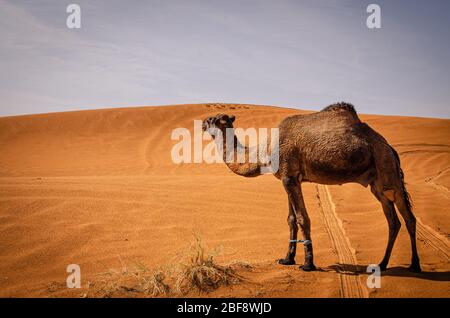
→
(323, 264, 450, 282)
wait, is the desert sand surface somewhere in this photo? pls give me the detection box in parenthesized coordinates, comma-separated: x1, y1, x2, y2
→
(0, 103, 449, 298)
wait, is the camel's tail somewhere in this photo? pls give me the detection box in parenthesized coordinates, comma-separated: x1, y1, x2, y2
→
(390, 145, 413, 211)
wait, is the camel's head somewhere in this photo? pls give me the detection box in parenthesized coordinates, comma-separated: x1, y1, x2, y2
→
(202, 113, 235, 134)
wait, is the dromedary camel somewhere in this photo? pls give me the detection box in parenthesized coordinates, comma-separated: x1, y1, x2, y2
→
(202, 102, 421, 272)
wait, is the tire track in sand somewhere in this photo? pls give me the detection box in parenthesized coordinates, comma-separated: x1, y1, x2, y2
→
(416, 219, 450, 261)
(316, 184, 368, 298)
(420, 167, 450, 259)
(425, 167, 450, 199)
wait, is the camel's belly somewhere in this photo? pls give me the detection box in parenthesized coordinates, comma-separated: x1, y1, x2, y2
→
(301, 135, 374, 185)
(302, 167, 375, 186)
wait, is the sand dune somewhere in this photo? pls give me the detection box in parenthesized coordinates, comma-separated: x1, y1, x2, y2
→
(0, 103, 448, 297)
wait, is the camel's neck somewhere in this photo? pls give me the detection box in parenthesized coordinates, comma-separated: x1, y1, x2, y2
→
(220, 130, 261, 178)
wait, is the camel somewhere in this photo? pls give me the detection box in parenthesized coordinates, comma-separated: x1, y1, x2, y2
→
(202, 102, 421, 272)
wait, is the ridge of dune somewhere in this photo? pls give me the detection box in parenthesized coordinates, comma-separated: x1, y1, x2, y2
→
(0, 104, 301, 177)
(1, 103, 448, 178)
(0, 103, 449, 297)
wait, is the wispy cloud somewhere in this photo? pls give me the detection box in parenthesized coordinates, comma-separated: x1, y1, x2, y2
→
(0, 0, 449, 117)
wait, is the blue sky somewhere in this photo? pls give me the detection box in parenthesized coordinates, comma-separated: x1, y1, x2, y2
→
(0, 0, 449, 118)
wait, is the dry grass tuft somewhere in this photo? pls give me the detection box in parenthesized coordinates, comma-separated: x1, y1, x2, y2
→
(174, 236, 240, 294)
(89, 262, 170, 297)
(138, 266, 171, 296)
(86, 236, 240, 297)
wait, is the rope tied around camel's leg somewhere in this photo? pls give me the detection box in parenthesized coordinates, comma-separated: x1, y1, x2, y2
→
(289, 239, 312, 245)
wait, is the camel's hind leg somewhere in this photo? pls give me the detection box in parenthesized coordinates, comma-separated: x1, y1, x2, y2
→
(371, 144, 421, 272)
(394, 192, 421, 272)
(280, 176, 316, 271)
(370, 183, 401, 271)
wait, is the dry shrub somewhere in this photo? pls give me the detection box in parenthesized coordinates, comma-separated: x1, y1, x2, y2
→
(87, 236, 240, 297)
(90, 262, 170, 297)
(174, 235, 240, 294)
(137, 266, 171, 296)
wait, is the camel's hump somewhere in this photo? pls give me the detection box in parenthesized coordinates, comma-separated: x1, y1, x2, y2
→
(321, 102, 357, 116)
(280, 102, 361, 129)
(320, 102, 361, 123)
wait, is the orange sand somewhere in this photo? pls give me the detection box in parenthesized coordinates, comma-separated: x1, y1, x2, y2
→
(0, 104, 448, 297)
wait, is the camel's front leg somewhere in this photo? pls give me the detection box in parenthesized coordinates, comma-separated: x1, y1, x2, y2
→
(280, 176, 316, 271)
(278, 202, 298, 265)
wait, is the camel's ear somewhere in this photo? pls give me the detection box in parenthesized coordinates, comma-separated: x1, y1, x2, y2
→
(219, 115, 235, 125)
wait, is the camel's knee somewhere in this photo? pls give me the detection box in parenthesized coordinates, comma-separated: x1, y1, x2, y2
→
(406, 212, 416, 223)
(404, 215, 417, 229)
(296, 214, 311, 229)
(395, 199, 417, 225)
(287, 214, 297, 227)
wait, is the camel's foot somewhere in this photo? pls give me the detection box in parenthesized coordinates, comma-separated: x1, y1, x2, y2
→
(300, 263, 316, 271)
(409, 263, 422, 273)
(278, 258, 295, 265)
(378, 262, 388, 271)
